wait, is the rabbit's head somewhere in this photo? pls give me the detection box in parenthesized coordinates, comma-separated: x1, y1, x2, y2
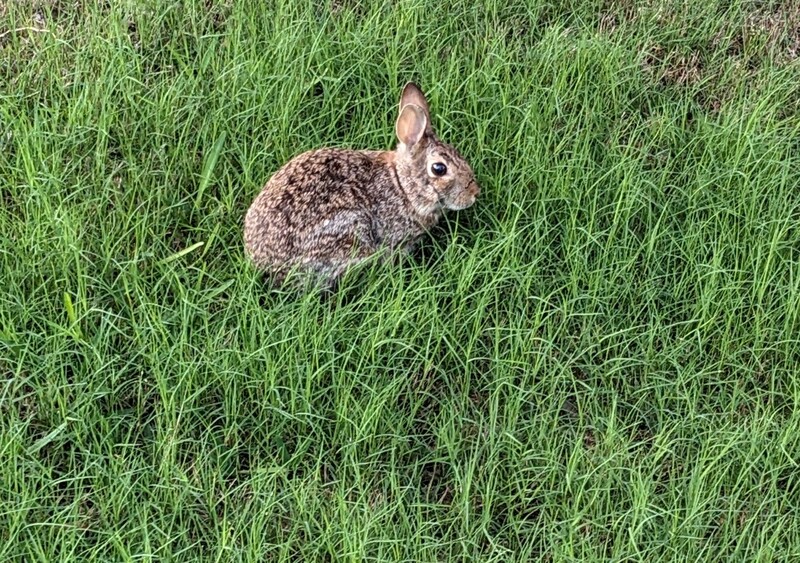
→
(394, 83, 480, 212)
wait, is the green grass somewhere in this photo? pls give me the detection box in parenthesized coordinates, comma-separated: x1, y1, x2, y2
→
(2, 0, 800, 560)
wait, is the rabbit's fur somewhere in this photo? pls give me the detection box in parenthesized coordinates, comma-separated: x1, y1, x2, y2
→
(244, 82, 480, 286)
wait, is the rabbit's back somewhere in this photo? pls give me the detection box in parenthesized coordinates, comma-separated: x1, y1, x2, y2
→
(244, 148, 417, 276)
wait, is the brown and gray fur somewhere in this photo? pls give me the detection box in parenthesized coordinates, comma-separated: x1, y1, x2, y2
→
(244, 82, 480, 286)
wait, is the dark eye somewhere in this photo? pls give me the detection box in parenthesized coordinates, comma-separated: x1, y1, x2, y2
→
(431, 162, 447, 177)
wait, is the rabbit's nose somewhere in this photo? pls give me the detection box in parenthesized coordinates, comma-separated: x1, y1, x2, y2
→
(469, 180, 480, 197)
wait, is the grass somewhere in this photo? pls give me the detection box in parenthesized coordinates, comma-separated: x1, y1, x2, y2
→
(1, 0, 800, 560)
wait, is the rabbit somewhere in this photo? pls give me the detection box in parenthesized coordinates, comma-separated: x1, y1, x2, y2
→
(243, 82, 480, 286)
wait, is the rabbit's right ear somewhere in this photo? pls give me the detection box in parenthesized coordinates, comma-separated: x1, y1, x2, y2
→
(399, 83, 430, 118)
(395, 104, 427, 147)
(399, 83, 433, 135)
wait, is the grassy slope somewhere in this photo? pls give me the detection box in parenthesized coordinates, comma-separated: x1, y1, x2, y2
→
(1, 0, 799, 560)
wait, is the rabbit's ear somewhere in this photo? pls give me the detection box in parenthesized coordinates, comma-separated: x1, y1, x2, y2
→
(400, 83, 429, 115)
(395, 104, 427, 147)
(399, 83, 433, 133)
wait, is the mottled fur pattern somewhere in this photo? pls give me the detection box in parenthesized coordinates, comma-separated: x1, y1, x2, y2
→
(243, 83, 480, 286)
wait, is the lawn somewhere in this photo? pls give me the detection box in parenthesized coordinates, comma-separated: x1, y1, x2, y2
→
(2, 0, 800, 560)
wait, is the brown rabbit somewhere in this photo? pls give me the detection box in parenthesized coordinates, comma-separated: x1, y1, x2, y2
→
(243, 82, 480, 286)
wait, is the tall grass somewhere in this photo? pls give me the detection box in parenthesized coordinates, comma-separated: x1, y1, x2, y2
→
(2, 0, 799, 560)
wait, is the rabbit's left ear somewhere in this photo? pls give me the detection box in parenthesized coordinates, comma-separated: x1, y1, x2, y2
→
(399, 83, 433, 134)
(395, 103, 427, 147)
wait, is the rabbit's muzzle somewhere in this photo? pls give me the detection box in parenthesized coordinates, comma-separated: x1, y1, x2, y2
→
(467, 179, 481, 199)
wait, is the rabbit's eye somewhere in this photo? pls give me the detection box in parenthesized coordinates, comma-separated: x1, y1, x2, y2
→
(431, 162, 447, 177)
